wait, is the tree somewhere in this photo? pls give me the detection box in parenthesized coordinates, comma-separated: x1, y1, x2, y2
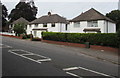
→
(8, 2, 37, 23)
(13, 23, 26, 36)
(106, 10, 120, 32)
(2, 4, 8, 31)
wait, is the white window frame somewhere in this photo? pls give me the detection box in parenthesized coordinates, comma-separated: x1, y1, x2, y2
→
(43, 23, 47, 27)
(51, 23, 55, 27)
(88, 21, 98, 27)
(74, 22, 80, 28)
(35, 24, 38, 27)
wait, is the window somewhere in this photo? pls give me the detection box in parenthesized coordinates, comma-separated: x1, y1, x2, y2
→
(35, 24, 38, 27)
(74, 22, 80, 28)
(88, 21, 98, 27)
(52, 23, 55, 27)
(29, 25, 31, 28)
(65, 24, 68, 30)
(43, 23, 47, 27)
(34, 31, 37, 37)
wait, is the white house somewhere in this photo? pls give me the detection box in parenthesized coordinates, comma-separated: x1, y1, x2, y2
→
(26, 12, 68, 38)
(9, 17, 29, 33)
(69, 8, 116, 33)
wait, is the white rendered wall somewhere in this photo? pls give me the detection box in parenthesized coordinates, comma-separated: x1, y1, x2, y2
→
(98, 20, 105, 33)
(26, 23, 68, 38)
(69, 20, 116, 33)
(69, 21, 87, 33)
(108, 22, 116, 33)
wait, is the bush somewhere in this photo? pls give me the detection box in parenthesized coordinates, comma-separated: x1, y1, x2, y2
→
(31, 37, 41, 41)
(26, 34, 31, 38)
(42, 32, 118, 48)
(22, 34, 27, 39)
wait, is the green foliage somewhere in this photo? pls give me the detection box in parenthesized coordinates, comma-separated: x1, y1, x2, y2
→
(8, 2, 37, 23)
(26, 34, 32, 38)
(22, 34, 27, 39)
(1, 4, 8, 31)
(21, 34, 32, 39)
(13, 23, 26, 36)
(42, 32, 118, 48)
(106, 10, 120, 31)
(117, 29, 120, 47)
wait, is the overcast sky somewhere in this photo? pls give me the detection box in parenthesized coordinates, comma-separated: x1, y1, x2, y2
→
(1, 0, 119, 19)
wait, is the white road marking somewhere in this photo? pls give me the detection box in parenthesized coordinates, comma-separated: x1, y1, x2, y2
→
(21, 54, 34, 55)
(33, 54, 50, 59)
(0, 44, 12, 48)
(11, 49, 32, 54)
(37, 58, 51, 62)
(78, 66, 115, 78)
(6, 45, 12, 48)
(63, 67, 79, 71)
(63, 66, 115, 78)
(0, 43, 3, 45)
(8, 50, 41, 64)
(66, 72, 82, 78)
(8, 49, 52, 64)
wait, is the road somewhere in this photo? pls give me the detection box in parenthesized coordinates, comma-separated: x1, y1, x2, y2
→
(1, 36, 119, 78)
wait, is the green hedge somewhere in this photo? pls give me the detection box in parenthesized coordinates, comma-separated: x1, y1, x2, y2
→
(42, 32, 118, 48)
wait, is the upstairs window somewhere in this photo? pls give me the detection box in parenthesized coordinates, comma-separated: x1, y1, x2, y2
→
(88, 21, 98, 27)
(35, 24, 38, 27)
(52, 23, 55, 27)
(29, 25, 32, 28)
(43, 23, 47, 27)
(74, 22, 80, 28)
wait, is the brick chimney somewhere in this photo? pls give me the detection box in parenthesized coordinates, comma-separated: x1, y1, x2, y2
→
(48, 12, 51, 16)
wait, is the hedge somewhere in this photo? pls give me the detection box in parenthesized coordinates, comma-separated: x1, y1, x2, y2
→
(42, 32, 119, 48)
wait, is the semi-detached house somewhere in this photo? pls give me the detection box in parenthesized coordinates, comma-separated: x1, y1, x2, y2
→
(26, 8, 116, 38)
(69, 8, 116, 33)
(26, 12, 68, 38)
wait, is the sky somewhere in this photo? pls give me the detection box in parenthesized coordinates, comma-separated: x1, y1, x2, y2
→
(1, 0, 119, 19)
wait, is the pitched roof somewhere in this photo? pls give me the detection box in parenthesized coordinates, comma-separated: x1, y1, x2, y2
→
(30, 14, 67, 24)
(12, 17, 29, 25)
(71, 8, 115, 23)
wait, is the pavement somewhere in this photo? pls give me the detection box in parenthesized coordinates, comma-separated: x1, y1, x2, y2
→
(54, 45, 119, 65)
(21, 38, 119, 65)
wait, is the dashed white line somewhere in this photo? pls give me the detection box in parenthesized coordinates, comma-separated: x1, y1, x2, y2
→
(63, 67, 79, 71)
(37, 58, 51, 62)
(0, 43, 3, 45)
(0, 44, 12, 48)
(21, 54, 34, 55)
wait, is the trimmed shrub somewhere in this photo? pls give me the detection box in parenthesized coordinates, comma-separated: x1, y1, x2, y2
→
(42, 32, 118, 48)
(22, 35, 27, 39)
(26, 34, 31, 38)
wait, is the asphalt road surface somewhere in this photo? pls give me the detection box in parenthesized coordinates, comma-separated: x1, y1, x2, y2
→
(1, 36, 119, 78)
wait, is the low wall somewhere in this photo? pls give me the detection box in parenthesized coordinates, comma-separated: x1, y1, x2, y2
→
(0, 34, 22, 39)
(42, 40, 118, 52)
